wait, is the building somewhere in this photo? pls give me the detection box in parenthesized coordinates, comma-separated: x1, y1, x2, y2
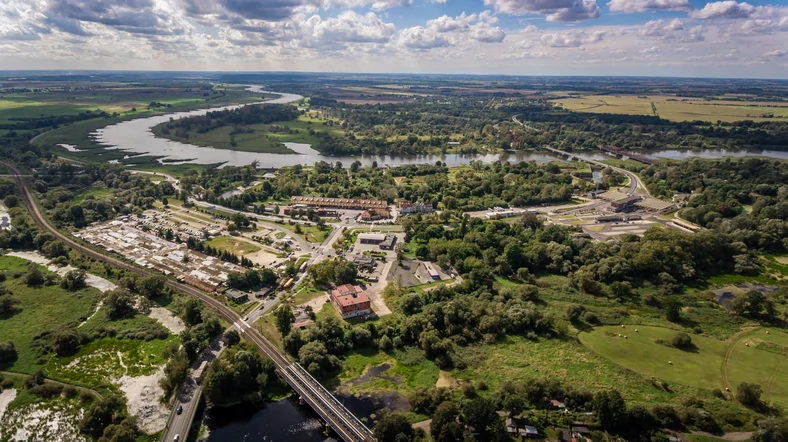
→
(358, 233, 387, 244)
(360, 208, 391, 221)
(225, 289, 249, 303)
(424, 262, 441, 280)
(290, 196, 387, 210)
(379, 234, 397, 250)
(353, 256, 375, 269)
(485, 210, 523, 219)
(399, 201, 434, 215)
(330, 284, 372, 319)
(255, 287, 273, 298)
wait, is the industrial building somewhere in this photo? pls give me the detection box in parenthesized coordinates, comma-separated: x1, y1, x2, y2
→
(598, 190, 640, 212)
(330, 284, 372, 319)
(290, 196, 387, 210)
(424, 262, 441, 280)
(399, 201, 434, 215)
(358, 233, 387, 244)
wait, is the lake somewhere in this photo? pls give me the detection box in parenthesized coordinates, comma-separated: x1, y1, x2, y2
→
(92, 87, 788, 168)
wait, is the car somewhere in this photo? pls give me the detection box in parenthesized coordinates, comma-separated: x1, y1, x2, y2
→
(174, 435, 180, 442)
(244, 316, 249, 321)
(176, 405, 183, 415)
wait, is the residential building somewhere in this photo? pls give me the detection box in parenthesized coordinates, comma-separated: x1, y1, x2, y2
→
(360, 208, 391, 221)
(225, 289, 249, 303)
(290, 196, 387, 210)
(358, 233, 387, 244)
(330, 284, 372, 319)
(399, 201, 434, 215)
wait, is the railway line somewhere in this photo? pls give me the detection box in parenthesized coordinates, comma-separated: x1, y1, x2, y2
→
(0, 161, 374, 442)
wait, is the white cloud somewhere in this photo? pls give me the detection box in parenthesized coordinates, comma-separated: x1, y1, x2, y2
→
(690, 1, 756, 19)
(764, 49, 786, 57)
(484, 0, 601, 22)
(424, 11, 506, 43)
(541, 30, 604, 47)
(397, 26, 451, 49)
(469, 23, 506, 42)
(607, 0, 691, 13)
(639, 19, 705, 41)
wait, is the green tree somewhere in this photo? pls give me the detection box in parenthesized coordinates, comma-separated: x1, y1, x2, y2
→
(0, 294, 20, 314)
(663, 296, 682, 322)
(138, 275, 166, 298)
(431, 402, 463, 442)
(274, 304, 294, 335)
(104, 289, 136, 320)
(753, 417, 788, 442)
(60, 269, 87, 290)
(461, 396, 500, 435)
(503, 394, 525, 418)
(0, 341, 18, 363)
(373, 413, 415, 442)
(736, 382, 763, 408)
(24, 263, 44, 286)
(224, 329, 241, 346)
(593, 389, 627, 431)
(671, 332, 693, 349)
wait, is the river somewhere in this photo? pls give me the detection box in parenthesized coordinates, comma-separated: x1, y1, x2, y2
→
(92, 87, 787, 168)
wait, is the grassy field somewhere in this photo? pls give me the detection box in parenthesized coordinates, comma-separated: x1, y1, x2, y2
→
(579, 325, 788, 407)
(205, 235, 261, 255)
(277, 222, 329, 243)
(150, 114, 344, 154)
(0, 256, 101, 373)
(553, 94, 788, 123)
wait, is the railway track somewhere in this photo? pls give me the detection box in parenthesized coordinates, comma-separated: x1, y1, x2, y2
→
(1, 161, 374, 442)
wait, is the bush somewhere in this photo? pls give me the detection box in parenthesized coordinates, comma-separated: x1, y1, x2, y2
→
(583, 311, 599, 324)
(671, 332, 693, 350)
(0, 341, 18, 363)
(736, 382, 763, 408)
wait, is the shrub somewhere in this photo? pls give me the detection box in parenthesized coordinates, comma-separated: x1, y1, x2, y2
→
(736, 382, 763, 408)
(671, 332, 693, 350)
(583, 311, 599, 324)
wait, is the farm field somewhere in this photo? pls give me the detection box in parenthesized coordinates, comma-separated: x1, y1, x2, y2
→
(553, 94, 788, 122)
(579, 325, 788, 407)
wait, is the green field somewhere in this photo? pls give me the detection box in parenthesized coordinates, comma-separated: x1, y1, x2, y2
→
(150, 114, 345, 154)
(553, 94, 788, 123)
(0, 256, 101, 373)
(580, 326, 788, 407)
(205, 236, 262, 255)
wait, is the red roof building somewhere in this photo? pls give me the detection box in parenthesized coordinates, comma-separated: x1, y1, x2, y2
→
(330, 284, 372, 319)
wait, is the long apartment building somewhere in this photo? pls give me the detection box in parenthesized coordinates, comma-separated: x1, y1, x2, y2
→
(291, 196, 387, 210)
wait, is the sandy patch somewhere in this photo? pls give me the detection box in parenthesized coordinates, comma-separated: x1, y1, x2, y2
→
(117, 367, 169, 434)
(6, 251, 117, 292)
(0, 395, 87, 442)
(148, 306, 186, 335)
(0, 388, 17, 421)
(435, 371, 459, 389)
(300, 294, 329, 312)
(775, 256, 788, 265)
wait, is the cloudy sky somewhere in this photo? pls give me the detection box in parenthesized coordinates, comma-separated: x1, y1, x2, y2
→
(1, 0, 787, 78)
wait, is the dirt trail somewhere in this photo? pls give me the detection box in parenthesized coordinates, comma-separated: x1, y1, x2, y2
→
(721, 327, 759, 391)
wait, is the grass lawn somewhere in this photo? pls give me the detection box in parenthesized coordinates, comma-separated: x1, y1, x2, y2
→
(292, 288, 326, 305)
(580, 325, 788, 407)
(205, 236, 261, 255)
(151, 124, 295, 154)
(337, 346, 440, 395)
(72, 186, 115, 204)
(277, 222, 329, 243)
(0, 256, 101, 374)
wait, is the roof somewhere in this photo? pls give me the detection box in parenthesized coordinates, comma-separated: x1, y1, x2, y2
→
(331, 285, 370, 307)
(571, 426, 590, 434)
(358, 233, 387, 241)
(637, 197, 676, 211)
(225, 289, 248, 300)
(598, 190, 632, 203)
(353, 257, 374, 265)
(521, 426, 538, 435)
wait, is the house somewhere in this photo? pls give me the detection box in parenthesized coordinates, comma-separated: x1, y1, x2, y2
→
(399, 201, 434, 215)
(255, 287, 273, 298)
(558, 428, 573, 442)
(379, 234, 397, 250)
(360, 208, 391, 221)
(358, 233, 387, 244)
(550, 400, 566, 410)
(505, 418, 517, 434)
(353, 256, 375, 269)
(520, 425, 539, 438)
(225, 289, 249, 303)
(330, 284, 372, 319)
(571, 426, 591, 438)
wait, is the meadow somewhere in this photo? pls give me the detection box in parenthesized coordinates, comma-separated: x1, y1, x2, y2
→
(580, 325, 788, 408)
(205, 235, 262, 255)
(553, 94, 788, 123)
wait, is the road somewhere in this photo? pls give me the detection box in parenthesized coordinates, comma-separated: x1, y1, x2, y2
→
(542, 146, 651, 198)
(1, 161, 375, 442)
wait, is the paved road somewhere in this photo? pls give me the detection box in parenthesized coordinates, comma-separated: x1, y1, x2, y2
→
(1, 161, 375, 442)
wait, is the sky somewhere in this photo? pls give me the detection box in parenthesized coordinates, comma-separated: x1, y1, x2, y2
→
(0, 0, 787, 78)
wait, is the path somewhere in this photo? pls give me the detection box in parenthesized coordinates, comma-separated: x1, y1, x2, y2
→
(721, 327, 759, 392)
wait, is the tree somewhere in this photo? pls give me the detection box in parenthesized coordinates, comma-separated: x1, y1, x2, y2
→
(745, 290, 765, 316)
(373, 413, 415, 442)
(0, 341, 18, 363)
(461, 397, 500, 435)
(161, 197, 169, 206)
(503, 394, 525, 418)
(53, 328, 82, 356)
(0, 294, 20, 314)
(663, 296, 682, 322)
(298, 341, 340, 378)
(104, 289, 136, 320)
(274, 304, 294, 335)
(137, 275, 166, 298)
(60, 269, 87, 290)
(224, 329, 241, 346)
(24, 263, 44, 286)
(400, 293, 423, 315)
(594, 389, 627, 431)
(181, 297, 203, 326)
(753, 417, 788, 442)
(4, 194, 19, 208)
(566, 304, 585, 322)
(736, 382, 763, 408)
(333, 260, 358, 285)
(431, 401, 464, 442)
(203, 344, 276, 407)
(79, 394, 124, 436)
